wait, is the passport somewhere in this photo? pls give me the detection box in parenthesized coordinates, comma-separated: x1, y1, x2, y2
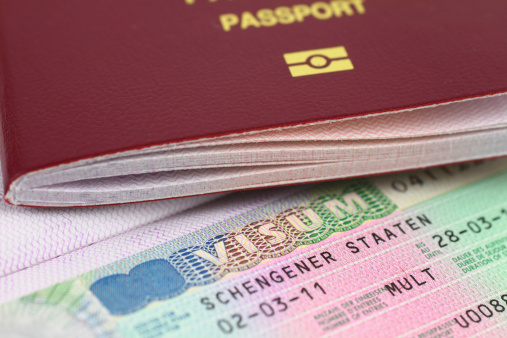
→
(1, 0, 507, 207)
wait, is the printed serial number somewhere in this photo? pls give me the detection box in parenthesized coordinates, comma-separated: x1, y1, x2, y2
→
(454, 293, 507, 329)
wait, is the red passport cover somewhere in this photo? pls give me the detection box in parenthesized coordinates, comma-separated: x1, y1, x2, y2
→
(1, 0, 507, 200)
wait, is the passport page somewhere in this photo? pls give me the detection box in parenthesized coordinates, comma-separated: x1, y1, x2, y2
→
(0, 161, 506, 337)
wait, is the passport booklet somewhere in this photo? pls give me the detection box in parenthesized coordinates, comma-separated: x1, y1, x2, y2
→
(1, 0, 507, 207)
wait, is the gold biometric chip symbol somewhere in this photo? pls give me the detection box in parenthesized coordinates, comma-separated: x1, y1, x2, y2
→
(284, 46, 354, 77)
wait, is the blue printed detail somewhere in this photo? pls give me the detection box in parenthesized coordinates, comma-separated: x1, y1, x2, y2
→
(168, 235, 226, 286)
(90, 259, 185, 315)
